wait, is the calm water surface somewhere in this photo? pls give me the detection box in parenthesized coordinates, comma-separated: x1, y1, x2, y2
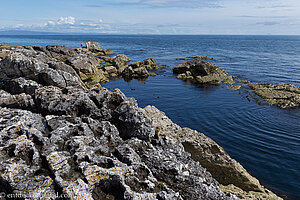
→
(1, 35, 299, 199)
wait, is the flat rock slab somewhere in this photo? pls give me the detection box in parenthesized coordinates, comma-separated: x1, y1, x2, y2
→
(243, 81, 300, 108)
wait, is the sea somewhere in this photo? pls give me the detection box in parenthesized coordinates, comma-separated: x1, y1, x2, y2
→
(0, 35, 299, 199)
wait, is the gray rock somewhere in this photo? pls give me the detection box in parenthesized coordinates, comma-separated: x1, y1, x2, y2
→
(46, 45, 76, 61)
(111, 54, 130, 69)
(0, 49, 85, 89)
(113, 98, 155, 141)
(66, 54, 99, 75)
(86, 42, 101, 52)
(143, 105, 282, 199)
(0, 77, 41, 96)
(0, 89, 35, 110)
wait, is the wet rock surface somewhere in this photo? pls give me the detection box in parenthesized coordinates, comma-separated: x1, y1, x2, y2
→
(173, 59, 233, 85)
(0, 44, 238, 199)
(243, 81, 300, 108)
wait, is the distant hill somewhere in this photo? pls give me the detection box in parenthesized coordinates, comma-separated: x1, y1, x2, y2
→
(0, 30, 116, 35)
(0, 30, 66, 35)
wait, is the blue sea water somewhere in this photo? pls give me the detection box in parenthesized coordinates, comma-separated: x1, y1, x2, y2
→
(1, 35, 300, 199)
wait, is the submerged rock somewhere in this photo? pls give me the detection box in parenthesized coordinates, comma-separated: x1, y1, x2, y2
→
(173, 59, 233, 85)
(228, 85, 242, 91)
(177, 56, 214, 61)
(243, 81, 300, 108)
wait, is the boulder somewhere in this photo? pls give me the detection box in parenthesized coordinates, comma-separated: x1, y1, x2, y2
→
(66, 54, 109, 87)
(46, 45, 76, 61)
(86, 42, 101, 52)
(104, 66, 118, 76)
(0, 48, 85, 89)
(173, 59, 233, 85)
(111, 54, 130, 69)
(133, 66, 150, 78)
(129, 58, 164, 70)
(0, 77, 41, 96)
(66, 54, 99, 74)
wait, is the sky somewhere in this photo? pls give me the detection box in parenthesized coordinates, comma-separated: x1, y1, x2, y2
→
(0, 0, 300, 35)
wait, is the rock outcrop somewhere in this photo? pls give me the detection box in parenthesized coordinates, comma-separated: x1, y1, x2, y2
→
(74, 42, 114, 57)
(243, 81, 300, 108)
(173, 59, 233, 85)
(101, 56, 165, 81)
(0, 42, 284, 199)
(0, 43, 166, 88)
(0, 47, 85, 89)
(143, 106, 282, 200)
(0, 43, 11, 49)
(0, 43, 239, 199)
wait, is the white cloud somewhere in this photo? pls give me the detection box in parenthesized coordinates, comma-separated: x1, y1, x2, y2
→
(45, 16, 76, 26)
(57, 16, 75, 25)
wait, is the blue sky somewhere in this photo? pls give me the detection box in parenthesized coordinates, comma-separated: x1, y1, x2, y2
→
(0, 0, 299, 34)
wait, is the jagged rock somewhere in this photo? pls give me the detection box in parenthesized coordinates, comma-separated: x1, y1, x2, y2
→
(66, 54, 99, 75)
(0, 48, 10, 59)
(0, 107, 57, 198)
(66, 54, 108, 87)
(0, 50, 85, 89)
(133, 66, 150, 78)
(104, 66, 118, 76)
(0, 89, 35, 110)
(0, 77, 41, 96)
(113, 98, 155, 141)
(35, 86, 103, 117)
(0, 42, 282, 200)
(173, 59, 233, 85)
(46, 45, 76, 61)
(85, 42, 114, 56)
(243, 81, 300, 108)
(143, 105, 282, 200)
(0, 43, 11, 49)
(100, 48, 114, 56)
(86, 42, 102, 52)
(111, 54, 130, 70)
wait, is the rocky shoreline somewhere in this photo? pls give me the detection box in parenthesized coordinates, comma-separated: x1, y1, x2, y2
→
(0, 42, 285, 199)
